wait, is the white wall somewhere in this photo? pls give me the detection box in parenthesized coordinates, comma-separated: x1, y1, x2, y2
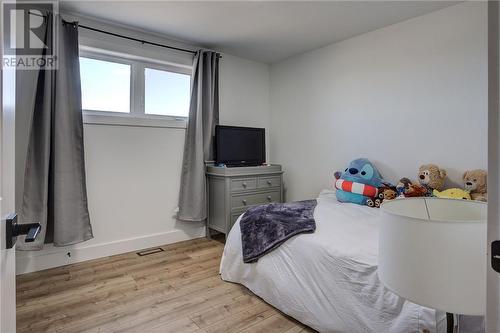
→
(16, 15, 270, 274)
(220, 54, 271, 160)
(17, 2, 485, 272)
(270, 2, 487, 202)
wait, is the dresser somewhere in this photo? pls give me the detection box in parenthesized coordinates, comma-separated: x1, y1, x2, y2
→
(206, 164, 284, 237)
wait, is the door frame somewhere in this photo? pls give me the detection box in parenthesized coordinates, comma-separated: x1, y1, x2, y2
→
(487, 0, 500, 331)
(0, 0, 17, 331)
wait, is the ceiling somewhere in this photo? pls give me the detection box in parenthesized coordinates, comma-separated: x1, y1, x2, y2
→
(61, 1, 457, 64)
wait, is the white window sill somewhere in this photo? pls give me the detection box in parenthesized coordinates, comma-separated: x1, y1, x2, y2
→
(83, 111, 187, 129)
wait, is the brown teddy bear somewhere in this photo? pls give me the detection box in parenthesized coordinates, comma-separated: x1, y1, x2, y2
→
(418, 164, 447, 196)
(463, 169, 487, 201)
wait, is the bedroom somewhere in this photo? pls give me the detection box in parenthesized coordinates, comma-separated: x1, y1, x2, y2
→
(0, 0, 498, 332)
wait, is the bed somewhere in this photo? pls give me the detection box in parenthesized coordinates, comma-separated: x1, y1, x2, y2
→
(220, 190, 444, 333)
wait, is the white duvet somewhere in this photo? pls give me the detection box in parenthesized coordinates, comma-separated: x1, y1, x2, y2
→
(220, 190, 442, 333)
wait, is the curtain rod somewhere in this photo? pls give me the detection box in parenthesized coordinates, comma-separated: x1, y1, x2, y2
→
(75, 23, 199, 56)
(29, 11, 220, 57)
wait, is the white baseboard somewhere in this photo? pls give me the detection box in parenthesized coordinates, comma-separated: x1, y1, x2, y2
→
(16, 227, 206, 275)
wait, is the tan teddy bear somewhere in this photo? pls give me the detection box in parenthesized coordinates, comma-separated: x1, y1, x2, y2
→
(418, 164, 447, 196)
(463, 169, 487, 201)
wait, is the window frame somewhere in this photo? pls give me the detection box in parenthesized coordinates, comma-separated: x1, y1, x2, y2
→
(79, 52, 134, 115)
(79, 47, 192, 129)
(141, 62, 192, 118)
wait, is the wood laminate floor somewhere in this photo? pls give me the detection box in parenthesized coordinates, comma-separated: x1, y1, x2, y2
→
(17, 238, 314, 333)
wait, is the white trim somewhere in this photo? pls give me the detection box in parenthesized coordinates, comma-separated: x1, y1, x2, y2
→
(79, 47, 192, 76)
(83, 111, 187, 129)
(80, 45, 193, 72)
(131, 57, 142, 116)
(16, 228, 206, 274)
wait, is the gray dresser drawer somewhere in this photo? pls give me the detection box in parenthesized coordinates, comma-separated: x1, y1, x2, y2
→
(231, 177, 257, 192)
(231, 191, 281, 210)
(257, 176, 281, 189)
(206, 164, 283, 237)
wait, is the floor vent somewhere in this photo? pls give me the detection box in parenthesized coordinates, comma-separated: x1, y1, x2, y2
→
(136, 248, 164, 256)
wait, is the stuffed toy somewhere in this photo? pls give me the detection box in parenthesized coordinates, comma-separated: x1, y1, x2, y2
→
(463, 169, 487, 201)
(433, 188, 471, 200)
(382, 188, 398, 201)
(396, 177, 412, 197)
(418, 164, 447, 196)
(334, 158, 385, 207)
(396, 177, 427, 197)
(377, 186, 398, 205)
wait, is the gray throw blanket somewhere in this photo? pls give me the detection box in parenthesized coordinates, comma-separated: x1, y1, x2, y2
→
(240, 200, 317, 263)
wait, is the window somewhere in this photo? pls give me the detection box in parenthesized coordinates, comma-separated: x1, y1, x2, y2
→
(79, 48, 192, 127)
(80, 57, 131, 113)
(145, 68, 190, 117)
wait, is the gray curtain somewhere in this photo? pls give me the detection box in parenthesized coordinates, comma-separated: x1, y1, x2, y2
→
(177, 50, 220, 222)
(18, 16, 93, 250)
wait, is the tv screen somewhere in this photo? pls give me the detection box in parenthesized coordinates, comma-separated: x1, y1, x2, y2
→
(215, 125, 265, 167)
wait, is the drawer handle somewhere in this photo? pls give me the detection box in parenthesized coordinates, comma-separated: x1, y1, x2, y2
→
(267, 196, 272, 201)
(242, 182, 247, 188)
(242, 199, 247, 205)
(267, 180, 272, 185)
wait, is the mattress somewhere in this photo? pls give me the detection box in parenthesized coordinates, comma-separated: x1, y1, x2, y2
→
(220, 190, 441, 333)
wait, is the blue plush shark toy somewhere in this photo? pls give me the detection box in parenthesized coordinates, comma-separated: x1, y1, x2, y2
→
(334, 158, 385, 207)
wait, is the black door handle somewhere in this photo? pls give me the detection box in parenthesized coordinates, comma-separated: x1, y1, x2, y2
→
(15, 222, 41, 242)
(5, 214, 42, 248)
(492, 241, 500, 273)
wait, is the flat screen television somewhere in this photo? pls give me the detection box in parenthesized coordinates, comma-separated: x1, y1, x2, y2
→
(215, 125, 266, 167)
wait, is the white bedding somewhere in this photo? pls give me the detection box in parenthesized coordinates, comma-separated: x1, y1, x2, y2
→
(220, 190, 441, 333)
